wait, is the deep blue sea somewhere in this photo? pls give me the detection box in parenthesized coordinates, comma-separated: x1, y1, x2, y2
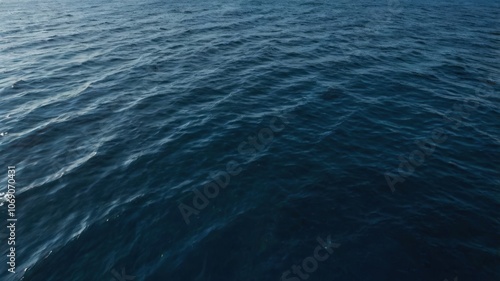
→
(0, 0, 499, 280)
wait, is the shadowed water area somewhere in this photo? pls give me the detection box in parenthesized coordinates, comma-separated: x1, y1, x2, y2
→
(0, 0, 499, 280)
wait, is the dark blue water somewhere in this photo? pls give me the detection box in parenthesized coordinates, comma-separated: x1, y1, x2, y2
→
(1, 0, 499, 280)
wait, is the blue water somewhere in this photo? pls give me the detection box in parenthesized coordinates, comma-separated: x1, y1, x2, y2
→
(1, 0, 499, 280)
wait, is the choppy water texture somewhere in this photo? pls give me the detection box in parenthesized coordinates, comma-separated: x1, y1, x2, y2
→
(1, 0, 499, 280)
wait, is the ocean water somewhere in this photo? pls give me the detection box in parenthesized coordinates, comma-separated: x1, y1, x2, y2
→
(0, 0, 499, 280)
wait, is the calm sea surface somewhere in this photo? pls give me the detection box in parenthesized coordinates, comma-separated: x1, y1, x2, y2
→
(0, 0, 499, 280)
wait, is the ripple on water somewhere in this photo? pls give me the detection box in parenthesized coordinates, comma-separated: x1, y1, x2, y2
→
(1, 1, 499, 281)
